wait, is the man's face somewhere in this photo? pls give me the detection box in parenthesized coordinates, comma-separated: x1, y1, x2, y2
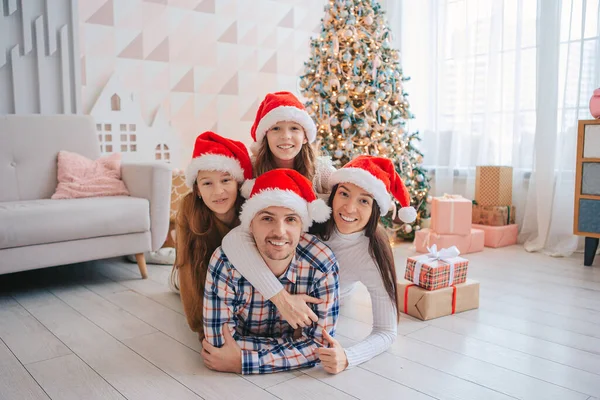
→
(250, 206, 303, 265)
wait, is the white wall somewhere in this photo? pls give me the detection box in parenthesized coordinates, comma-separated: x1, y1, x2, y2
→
(0, 0, 81, 114)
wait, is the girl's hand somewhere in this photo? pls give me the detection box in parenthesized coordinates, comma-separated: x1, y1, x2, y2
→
(317, 330, 349, 374)
(271, 290, 323, 329)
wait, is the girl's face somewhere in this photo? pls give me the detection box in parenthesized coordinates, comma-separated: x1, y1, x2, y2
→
(265, 121, 308, 162)
(332, 182, 374, 234)
(196, 170, 238, 217)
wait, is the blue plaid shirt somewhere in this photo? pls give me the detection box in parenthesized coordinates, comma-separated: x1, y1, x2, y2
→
(203, 233, 340, 375)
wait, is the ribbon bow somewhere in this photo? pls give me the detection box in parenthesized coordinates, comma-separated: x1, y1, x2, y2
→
(425, 244, 460, 261)
(412, 245, 461, 287)
(441, 193, 464, 200)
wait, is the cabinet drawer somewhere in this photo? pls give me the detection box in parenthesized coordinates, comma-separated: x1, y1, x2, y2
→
(578, 199, 600, 234)
(584, 125, 600, 158)
(582, 163, 600, 195)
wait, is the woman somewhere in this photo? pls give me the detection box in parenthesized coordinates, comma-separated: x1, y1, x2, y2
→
(221, 155, 417, 373)
(171, 131, 252, 341)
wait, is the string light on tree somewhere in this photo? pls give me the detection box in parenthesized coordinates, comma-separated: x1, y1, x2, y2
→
(300, 0, 431, 240)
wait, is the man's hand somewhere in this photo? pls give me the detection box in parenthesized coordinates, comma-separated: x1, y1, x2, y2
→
(270, 290, 323, 329)
(317, 329, 348, 374)
(201, 324, 242, 373)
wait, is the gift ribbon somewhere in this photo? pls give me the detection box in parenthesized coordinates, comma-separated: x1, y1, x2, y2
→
(440, 194, 464, 234)
(412, 244, 461, 286)
(403, 284, 458, 315)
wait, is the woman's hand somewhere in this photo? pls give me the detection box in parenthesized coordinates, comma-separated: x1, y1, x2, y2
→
(270, 290, 323, 329)
(318, 330, 349, 374)
(201, 324, 242, 373)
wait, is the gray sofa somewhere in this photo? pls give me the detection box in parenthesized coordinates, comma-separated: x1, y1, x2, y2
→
(0, 115, 172, 278)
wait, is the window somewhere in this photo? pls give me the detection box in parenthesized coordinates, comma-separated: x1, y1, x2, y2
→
(111, 94, 121, 111)
(155, 144, 171, 162)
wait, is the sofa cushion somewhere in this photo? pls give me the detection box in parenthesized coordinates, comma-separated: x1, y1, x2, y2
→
(0, 196, 150, 250)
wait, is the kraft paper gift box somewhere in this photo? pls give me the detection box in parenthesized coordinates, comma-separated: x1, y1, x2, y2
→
(430, 195, 473, 235)
(397, 279, 480, 321)
(472, 204, 516, 226)
(472, 224, 518, 248)
(405, 245, 468, 291)
(475, 166, 513, 206)
(415, 228, 485, 254)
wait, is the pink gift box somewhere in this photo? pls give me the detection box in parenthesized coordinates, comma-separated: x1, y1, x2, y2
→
(472, 224, 518, 248)
(431, 195, 473, 235)
(415, 228, 484, 254)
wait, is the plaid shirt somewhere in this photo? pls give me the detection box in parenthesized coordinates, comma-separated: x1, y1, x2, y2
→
(203, 233, 340, 375)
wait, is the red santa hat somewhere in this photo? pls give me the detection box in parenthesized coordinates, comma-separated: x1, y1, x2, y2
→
(250, 91, 317, 154)
(328, 155, 417, 223)
(185, 131, 253, 188)
(239, 169, 331, 231)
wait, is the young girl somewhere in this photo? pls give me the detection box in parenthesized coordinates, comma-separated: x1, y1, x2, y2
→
(249, 91, 334, 195)
(222, 155, 417, 373)
(171, 131, 252, 341)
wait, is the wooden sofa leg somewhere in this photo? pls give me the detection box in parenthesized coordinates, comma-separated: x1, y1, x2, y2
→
(135, 253, 148, 279)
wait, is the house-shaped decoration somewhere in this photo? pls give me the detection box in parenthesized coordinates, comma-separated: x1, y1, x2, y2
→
(89, 74, 180, 166)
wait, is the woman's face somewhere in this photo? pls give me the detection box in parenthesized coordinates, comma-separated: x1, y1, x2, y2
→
(265, 121, 307, 162)
(332, 182, 374, 234)
(196, 170, 238, 216)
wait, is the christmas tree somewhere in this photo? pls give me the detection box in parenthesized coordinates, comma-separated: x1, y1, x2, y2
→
(299, 0, 431, 240)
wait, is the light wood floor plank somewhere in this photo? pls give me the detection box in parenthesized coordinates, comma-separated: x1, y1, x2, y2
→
(407, 325, 599, 396)
(427, 313, 600, 375)
(304, 364, 436, 399)
(11, 290, 204, 400)
(0, 339, 50, 400)
(123, 331, 277, 399)
(0, 296, 71, 365)
(26, 354, 125, 400)
(388, 335, 588, 400)
(268, 374, 358, 400)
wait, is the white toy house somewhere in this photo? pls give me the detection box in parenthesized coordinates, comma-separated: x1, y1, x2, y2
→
(89, 74, 181, 166)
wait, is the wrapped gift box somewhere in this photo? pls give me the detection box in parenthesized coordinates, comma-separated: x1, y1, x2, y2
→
(405, 249, 469, 291)
(472, 204, 516, 226)
(475, 166, 513, 206)
(431, 195, 473, 235)
(415, 228, 484, 254)
(472, 224, 518, 248)
(397, 279, 480, 321)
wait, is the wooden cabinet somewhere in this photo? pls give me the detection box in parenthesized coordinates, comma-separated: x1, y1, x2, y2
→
(574, 119, 600, 266)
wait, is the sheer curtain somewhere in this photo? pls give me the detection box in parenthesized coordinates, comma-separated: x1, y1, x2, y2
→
(383, 0, 600, 256)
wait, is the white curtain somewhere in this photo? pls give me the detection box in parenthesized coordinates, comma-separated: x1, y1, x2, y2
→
(383, 0, 600, 256)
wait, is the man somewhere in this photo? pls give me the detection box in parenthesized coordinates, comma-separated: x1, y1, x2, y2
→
(202, 169, 340, 374)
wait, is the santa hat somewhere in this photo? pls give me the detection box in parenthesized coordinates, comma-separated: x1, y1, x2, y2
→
(328, 155, 417, 223)
(250, 91, 317, 154)
(239, 169, 331, 231)
(185, 131, 253, 188)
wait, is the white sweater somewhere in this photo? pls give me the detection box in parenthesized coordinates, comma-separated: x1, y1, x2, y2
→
(221, 226, 398, 368)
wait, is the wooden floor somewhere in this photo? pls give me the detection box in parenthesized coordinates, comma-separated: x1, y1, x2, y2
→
(1, 244, 599, 400)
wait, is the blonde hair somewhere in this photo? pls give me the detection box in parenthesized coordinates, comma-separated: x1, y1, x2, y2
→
(253, 137, 316, 182)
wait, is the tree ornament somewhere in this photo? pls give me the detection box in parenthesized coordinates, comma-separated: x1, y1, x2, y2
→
(404, 224, 413, 234)
(365, 15, 373, 25)
(341, 119, 351, 130)
(334, 149, 344, 158)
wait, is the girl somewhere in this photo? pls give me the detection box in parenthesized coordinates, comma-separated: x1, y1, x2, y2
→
(221, 155, 417, 373)
(171, 131, 252, 341)
(249, 91, 335, 195)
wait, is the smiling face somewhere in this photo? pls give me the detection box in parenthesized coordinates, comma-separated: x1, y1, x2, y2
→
(196, 170, 238, 218)
(332, 182, 374, 234)
(250, 206, 303, 269)
(265, 121, 308, 163)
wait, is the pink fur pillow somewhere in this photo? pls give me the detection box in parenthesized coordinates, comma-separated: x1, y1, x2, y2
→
(51, 151, 130, 199)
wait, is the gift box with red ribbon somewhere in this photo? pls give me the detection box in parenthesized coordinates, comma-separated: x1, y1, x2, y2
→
(397, 279, 480, 321)
(405, 245, 469, 291)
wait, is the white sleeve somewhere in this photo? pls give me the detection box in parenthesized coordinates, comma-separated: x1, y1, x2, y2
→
(343, 259, 398, 368)
(220, 226, 284, 299)
(313, 156, 336, 195)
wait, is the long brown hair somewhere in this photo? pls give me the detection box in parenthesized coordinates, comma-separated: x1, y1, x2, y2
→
(313, 184, 400, 320)
(253, 136, 316, 182)
(172, 182, 243, 297)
